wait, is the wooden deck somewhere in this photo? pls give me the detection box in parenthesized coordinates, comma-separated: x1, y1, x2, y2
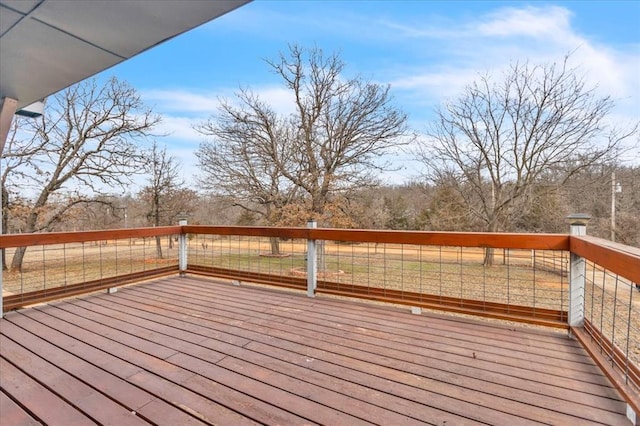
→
(0, 276, 630, 425)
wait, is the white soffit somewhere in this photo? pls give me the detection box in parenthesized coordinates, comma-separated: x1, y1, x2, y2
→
(0, 0, 250, 109)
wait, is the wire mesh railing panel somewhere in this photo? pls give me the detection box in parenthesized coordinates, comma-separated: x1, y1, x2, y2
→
(584, 260, 639, 391)
(315, 242, 568, 318)
(2, 235, 179, 308)
(187, 234, 308, 284)
(185, 231, 569, 324)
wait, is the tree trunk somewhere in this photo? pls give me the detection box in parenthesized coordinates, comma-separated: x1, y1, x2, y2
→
(155, 235, 163, 259)
(11, 208, 41, 271)
(11, 246, 27, 272)
(483, 247, 495, 267)
(269, 237, 281, 256)
(483, 220, 498, 267)
(1, 186, 7, 271)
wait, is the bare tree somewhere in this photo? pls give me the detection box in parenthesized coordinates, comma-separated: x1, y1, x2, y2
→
(195, 93, 298, 255)
(139, 141, 184, 258)
(271, 45, 411, 218)
(416, 56, 637, 265)
(1, 118, 39, 269)
(196, 45, 412, 231)
(1, 77, 159, 271)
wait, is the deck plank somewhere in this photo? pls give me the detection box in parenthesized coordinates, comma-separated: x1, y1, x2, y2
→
(0, 335, 150, 425)
(94, 284, 624, 420)
(85, 292, 476, 425)
(0, 389, 41, 426)
(15, 308, 300, 425)
(126, 280, 619, 393)
(1, 350, 99, 426)
(103, 278, 628, 424)
(170, 280, 597, 366)
(1, 275, 631, 426)
(1, 314, 211, 426)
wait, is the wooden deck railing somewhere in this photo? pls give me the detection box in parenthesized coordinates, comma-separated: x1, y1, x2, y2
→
(567, 234, 640, 417)
(0, 227, 181, 311)
(1, 223, 638, 420)
(183, 225, 571, 328)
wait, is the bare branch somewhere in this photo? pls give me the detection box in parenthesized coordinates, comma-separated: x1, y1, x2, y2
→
(1, 77, 159, 270)
(196, 45, 412, 225)
(415, 56, 637, 263)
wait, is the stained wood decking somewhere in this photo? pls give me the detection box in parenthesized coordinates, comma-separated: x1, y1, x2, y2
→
(0, 276, 630, 425)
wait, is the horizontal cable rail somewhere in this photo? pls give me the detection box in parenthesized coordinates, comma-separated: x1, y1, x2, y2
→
(1, 227, 180, 311)
(184, 226, 570, 328)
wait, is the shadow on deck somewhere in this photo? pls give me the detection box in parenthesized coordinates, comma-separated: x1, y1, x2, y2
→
(0, 276, 630, 425)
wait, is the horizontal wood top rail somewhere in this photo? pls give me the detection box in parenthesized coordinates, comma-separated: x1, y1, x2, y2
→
(0, 225, 573, 251)
(183, 225, 310, 240)
(184, 225, 570, 250)
(570, 235, 640, 284)
(310, 229, 569, 249)
(0, 226, 182, 248)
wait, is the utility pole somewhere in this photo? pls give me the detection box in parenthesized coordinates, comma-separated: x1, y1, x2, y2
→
(612, 171, 616, 241)
(611, 171, 622, 242)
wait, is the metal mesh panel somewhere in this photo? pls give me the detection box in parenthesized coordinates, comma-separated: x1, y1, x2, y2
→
(584, 260, 639, 391)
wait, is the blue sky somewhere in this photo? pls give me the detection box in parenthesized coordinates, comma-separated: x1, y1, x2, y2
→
(95, 0, 640, 188)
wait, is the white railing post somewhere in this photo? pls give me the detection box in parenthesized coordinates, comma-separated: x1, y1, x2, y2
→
(568, 213, 590, 329)
(307, 220, 317, 298)
(178, 213, 188, 276)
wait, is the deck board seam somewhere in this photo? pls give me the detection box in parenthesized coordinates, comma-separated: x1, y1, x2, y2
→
(127, 282, 612, 382)
(32, 301, 378, 425)
(116, 283, 617, 395)
(15, 307, 294, 425)
(90, 282, 624, 422)
(6, 311, 217, 426)
(63, 292, 576, 422)
(154, 278, 588, 359)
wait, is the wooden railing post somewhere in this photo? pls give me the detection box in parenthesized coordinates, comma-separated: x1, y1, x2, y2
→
(179, 214, 188, 276)
(568, 214, 590, 329)
(307, 220, 317, 298)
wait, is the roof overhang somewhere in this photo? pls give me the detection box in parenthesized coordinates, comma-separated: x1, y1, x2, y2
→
(0, 0, 250, 109)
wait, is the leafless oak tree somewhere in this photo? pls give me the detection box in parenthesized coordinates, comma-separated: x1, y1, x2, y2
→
(139, 141, 185, 258)
(1, 77, 159, 271)
(196, 45, 411, 233)
(195, 92, 299, 255)
(416, 56, 637, 265)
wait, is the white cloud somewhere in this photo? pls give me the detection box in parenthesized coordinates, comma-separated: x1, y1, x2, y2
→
(143, 85, 297, 154)
(143, 85, 298, 190)
(381, 5, 639, 131)
(142, 89, 222, 113)
(155, 115, 203, 143)
(255, 86, 296, 115)
(144, 85, 296, 116)
(378, 6, 578, 43)
(476, 6, 577, 41)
